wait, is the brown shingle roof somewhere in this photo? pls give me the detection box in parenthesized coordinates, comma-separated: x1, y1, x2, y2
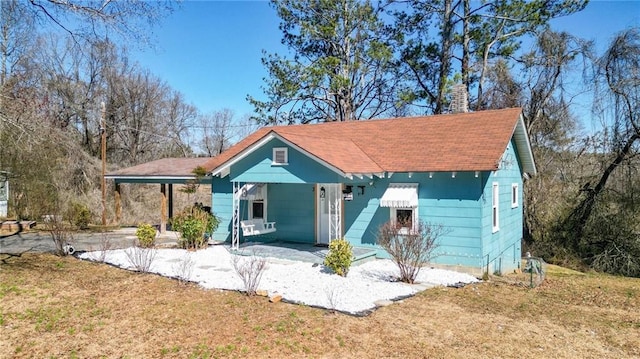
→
(206, 108, 528, 175)
(107, 157, 212, 178)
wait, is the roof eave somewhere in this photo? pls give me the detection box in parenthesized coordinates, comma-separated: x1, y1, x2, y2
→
(105, 175, 199, 181)
(513, 113, 537, 177)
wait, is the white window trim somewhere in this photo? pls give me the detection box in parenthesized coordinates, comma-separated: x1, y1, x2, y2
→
(390, 207, 419, 235)
(492, 182, 500, 233)
(248, 185, 268, 220)
(272, 147, 288, 165)
(511, 183, 519, 208)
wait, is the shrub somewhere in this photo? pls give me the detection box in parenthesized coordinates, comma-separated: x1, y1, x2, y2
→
(44, 211, 72, 257)
(171, 205, 220, 249)
(135, 223, 157, 248)
(173, 253, 195, 285)
(67, 202, 92, 230)
(376, 220, 445, 284)
(323, 238, 353, 277)
(125, 244, 157, 273)
(231, 253, 267, 296)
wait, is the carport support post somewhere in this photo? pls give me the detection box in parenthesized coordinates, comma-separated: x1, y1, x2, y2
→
(114, 182, 122, 225)
(168, 183, 174, 223)
(160, 184, 167, 233)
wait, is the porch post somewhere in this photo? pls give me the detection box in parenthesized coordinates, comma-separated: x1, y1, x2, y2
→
(160, 183, 167, 233)
(114, 182, 122, 225)
(232, 181, 240, 250)
(168, 183, 174, 222)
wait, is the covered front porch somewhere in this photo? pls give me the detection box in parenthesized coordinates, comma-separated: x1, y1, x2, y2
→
(224, 181, 353, 250)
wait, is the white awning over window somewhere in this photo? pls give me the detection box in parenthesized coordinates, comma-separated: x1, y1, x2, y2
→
(380, 183, 419, 208)
(236, 183, 265, 200)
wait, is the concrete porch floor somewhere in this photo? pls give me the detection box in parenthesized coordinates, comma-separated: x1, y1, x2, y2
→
(228, 240, 378, 265)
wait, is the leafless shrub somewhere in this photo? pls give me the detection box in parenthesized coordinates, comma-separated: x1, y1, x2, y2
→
(231, 252, 267, 296)
(376, 220, 446, 284)
(44, 213, 73, 256)
(87, 233, 113, 262)
(125, 243, 157, 273)
(324, 285, 340, 314)
(173, 253, 195, 285)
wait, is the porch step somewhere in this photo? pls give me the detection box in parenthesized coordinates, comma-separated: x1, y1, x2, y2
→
(352, 247, 378, 266)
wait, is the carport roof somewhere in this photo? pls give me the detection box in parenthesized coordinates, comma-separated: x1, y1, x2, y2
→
(106, 157, 213, 183)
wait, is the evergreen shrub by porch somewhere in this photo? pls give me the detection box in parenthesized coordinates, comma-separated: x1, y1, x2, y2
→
(171, 205, 220, 250)
(324, 238, 353, 277)
(135, 223, 157, 248)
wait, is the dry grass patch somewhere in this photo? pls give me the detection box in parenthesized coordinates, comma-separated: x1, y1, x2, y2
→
(0, 253, 639, 358)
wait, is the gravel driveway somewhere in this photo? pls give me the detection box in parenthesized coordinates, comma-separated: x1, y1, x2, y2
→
(0, 228, 180, 255)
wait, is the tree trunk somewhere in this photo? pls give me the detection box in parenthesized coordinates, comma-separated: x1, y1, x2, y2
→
(435, 0, 453, 114)
(461, 0, 470, 100)
(567, 133, 640, 247)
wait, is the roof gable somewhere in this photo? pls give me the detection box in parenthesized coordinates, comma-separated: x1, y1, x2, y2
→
(205, 108, 536, 177)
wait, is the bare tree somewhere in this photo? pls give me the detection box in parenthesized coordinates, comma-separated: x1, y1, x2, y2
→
(0, 0, 37, 85)
(199, 109, 235, 156)
(566, 28, 640, 247)
(23, 0, 175, 46)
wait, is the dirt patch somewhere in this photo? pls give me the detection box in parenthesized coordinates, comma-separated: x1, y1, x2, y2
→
(0, 254, 638, 358)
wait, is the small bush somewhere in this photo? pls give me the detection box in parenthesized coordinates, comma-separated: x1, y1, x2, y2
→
(171, 206, 220, 249)
(135, 223, 157, 248)
(377, 220, 445, 284)
(125, 244, 157, 273)
(323, 238, 353, 277)
(67, 202, 92, 229)
(87, 233, 112, 262)
(173, 253, 195, 285)
(231, 253, 267, 296)
(44, 211, 72, 257)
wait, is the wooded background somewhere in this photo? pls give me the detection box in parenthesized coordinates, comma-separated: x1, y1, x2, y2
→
(0, 0, 638, 276)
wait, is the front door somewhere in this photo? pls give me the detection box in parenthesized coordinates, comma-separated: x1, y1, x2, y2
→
(317, 184, 341, 245)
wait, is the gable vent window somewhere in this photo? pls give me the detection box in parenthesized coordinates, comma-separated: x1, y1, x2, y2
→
(272, 147, 288, 165)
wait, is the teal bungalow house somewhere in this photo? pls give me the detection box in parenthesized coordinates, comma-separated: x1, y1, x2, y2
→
(203, 108, 536, 275)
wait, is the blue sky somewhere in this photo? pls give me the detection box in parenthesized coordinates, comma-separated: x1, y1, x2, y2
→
(130, 0, 640, 119)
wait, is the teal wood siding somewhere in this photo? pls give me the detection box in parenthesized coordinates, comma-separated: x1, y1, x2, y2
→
(343, 172, 486, 268)
(480, 139, 523, 274)
(211, 138, 344, 243)
(211, 178, 233, 242)
(230, 138, 344, 184)
(210, 180, 316, 243)
(267, 183, 315, 243)
(209, 135, 527, 273)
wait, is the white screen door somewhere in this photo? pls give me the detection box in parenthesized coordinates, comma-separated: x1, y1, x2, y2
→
(317, 184, 341, 245)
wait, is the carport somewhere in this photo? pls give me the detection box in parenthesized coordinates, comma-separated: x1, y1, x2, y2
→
(105, 157, 213, 232)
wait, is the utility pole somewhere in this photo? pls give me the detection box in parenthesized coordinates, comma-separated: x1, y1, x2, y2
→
(101, 102, 107, 226)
